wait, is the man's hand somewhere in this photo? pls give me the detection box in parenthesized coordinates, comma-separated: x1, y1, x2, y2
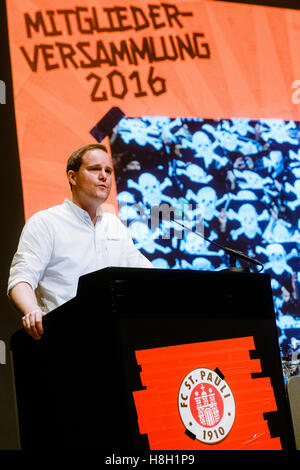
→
(9, 282, 46, 340)
(22, 308, 45, 340)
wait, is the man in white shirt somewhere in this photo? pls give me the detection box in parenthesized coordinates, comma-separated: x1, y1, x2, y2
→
(8, 143, 152, 340)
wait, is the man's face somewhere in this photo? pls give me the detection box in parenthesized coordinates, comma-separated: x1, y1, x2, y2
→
(69, 149, 113, 204)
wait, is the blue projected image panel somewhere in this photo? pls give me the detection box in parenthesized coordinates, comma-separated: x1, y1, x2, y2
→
(109, 116, 300, 378)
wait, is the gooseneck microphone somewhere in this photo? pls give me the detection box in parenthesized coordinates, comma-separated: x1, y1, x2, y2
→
(172, 218, 264, 272)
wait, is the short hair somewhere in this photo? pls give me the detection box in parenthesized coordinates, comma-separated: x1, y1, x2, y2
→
(66, 143, 108, 189)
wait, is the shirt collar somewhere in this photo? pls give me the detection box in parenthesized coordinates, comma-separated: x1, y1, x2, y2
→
(64, 199, 104, 225)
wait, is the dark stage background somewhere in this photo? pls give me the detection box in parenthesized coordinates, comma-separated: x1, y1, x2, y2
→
(0, 0, 24, 449)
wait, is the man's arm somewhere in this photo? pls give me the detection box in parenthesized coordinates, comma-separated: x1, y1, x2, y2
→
(8, 212, 53, 340)
(9, 282, 45, 340)
(112, 214, 153, 268)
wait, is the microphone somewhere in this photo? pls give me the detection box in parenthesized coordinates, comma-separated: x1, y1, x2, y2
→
(172, 218, 264, 272)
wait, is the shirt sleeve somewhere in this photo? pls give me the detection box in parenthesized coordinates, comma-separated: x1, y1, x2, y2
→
(116, 217, 153, 268)
(7, 213, 53, 295)
(126, 239, 154, 268)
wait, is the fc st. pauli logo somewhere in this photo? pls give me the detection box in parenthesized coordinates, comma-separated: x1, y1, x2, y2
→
(178, 368, 235, 444)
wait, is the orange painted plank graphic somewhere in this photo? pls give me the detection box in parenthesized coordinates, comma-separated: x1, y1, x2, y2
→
(133, 336, 281, 450)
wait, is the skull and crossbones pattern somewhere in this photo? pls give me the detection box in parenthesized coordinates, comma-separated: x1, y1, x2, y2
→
(111, 115, 300, 353)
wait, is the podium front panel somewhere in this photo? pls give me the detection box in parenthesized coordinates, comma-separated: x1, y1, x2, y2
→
(10, 268, 296, 450)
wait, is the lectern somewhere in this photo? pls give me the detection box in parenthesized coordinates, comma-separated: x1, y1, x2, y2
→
(10, 268, 296, 450)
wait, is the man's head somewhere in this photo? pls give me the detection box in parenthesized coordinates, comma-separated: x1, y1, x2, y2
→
(67, 144, 113, 205)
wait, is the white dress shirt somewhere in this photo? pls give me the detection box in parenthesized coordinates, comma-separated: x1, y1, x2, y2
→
(8, 199, 152, 313)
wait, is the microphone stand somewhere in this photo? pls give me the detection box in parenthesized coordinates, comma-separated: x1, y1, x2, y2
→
(172, 218, 264, 273)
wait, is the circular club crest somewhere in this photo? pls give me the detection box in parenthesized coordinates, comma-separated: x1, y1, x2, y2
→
(178, 368, 235, 444)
